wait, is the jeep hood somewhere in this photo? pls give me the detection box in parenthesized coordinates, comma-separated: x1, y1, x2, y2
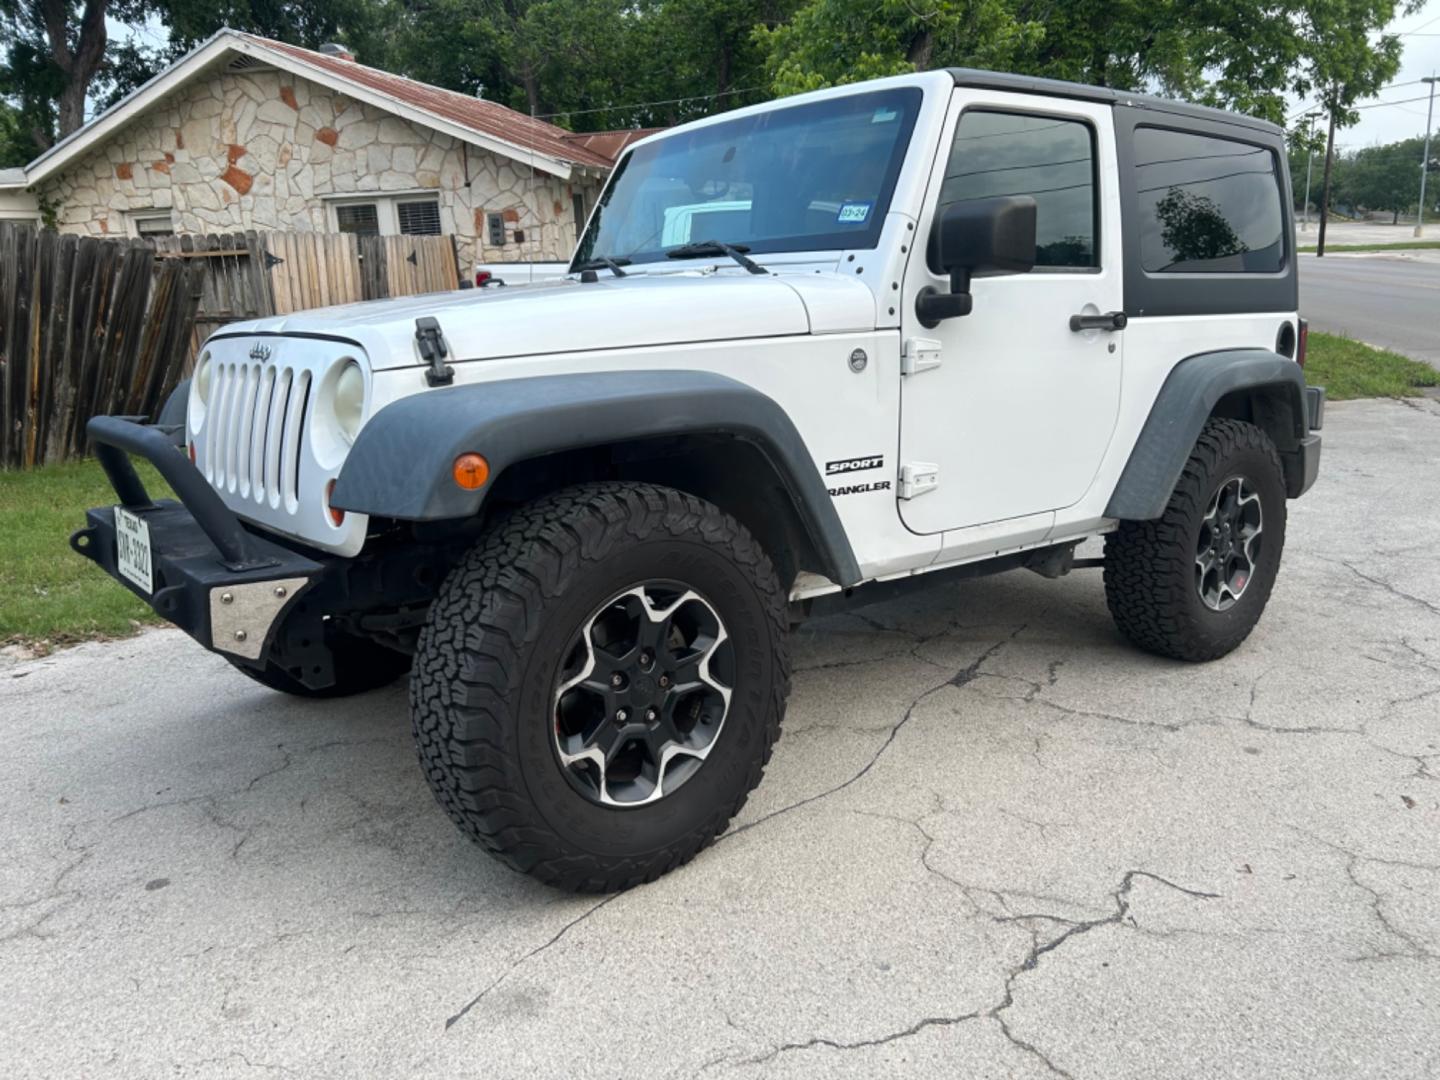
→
(213, 271, 877, 369)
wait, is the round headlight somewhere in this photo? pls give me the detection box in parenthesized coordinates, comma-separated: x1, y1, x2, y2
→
(194, 352, 212, 405)
(333, 360, 364, 442)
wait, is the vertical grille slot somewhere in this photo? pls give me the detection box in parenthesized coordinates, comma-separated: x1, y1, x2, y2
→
(234, 364, 261, 498)
(280, 369, 311, 514)
(250, 366, 277, 503)
(264, 368, 292, 509)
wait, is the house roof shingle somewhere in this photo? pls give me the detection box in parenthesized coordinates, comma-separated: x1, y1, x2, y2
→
(250, 36, 640, 171)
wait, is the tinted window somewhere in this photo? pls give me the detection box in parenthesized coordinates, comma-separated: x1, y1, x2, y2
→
(1133, 128, 1284, 273)
(576, 88, 922, 266)
(937, 111, 1097, 269)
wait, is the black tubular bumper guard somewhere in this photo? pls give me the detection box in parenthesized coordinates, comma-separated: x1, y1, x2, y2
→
(71, 416, 325, 660)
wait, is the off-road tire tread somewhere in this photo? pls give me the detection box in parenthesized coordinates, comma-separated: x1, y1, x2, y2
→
(1104, 418, 1285, 662)
(410, 481, 789, 892)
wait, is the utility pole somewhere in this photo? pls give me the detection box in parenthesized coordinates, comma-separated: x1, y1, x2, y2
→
(1301, 111, 1319, 231)
(1416, 75, 1437, 238)
(1317, 95, 1339, 257)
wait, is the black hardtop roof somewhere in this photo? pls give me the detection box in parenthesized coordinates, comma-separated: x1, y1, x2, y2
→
(946, 69, 1284, 136)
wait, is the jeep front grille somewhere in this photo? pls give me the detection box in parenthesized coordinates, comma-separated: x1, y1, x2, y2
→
(203, 360, 312, 513)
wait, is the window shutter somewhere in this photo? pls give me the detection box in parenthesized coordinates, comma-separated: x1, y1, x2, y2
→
(397, 200, 442, 236)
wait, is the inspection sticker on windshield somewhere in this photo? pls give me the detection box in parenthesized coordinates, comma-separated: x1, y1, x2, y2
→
(872, 108, 898, 123)
(837, 201, 871, 224)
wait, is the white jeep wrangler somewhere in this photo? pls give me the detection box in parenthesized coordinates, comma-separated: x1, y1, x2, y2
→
(76, 69, 1323, 891)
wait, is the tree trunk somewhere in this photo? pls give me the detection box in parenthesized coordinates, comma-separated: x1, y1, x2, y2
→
(716, 42, 732, 99)
(907, 30, 934, 70)
(57, 82, 90, 139)
(522, 70, 540, 117)
(1316, 102, 1339, 257)
(39, 0, 109, 140)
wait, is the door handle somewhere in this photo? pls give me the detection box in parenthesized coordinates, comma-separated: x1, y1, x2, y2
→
(1069, 311, 1128, 332)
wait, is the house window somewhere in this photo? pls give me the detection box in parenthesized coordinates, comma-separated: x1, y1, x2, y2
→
(335, 203, 380, 236)
(396, 199, 442, 236)
(329, 195, 444, 237)
(131, 212, 175, 238)
(487, 212, 506, 247)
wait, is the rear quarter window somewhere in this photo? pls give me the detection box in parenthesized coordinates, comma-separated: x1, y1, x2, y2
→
(1133, 127, 1285, 274)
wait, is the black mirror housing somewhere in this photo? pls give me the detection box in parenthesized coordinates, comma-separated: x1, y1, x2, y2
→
(931, 195, 1038, 279)
(917, 195, 1038, 327)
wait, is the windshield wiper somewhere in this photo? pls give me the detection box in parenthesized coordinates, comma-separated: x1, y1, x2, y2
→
(572, 256, 630, 278)
(666, 240, 767, 275)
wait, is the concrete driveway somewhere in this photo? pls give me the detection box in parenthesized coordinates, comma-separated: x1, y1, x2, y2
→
(4, 399, 1439, 1079)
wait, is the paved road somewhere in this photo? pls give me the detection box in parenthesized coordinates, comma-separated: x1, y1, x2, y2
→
(1300, 253, 1440, 365)
(4, 399, 1440, 1079)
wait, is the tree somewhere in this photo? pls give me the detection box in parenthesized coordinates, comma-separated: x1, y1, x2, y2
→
(757, 0, 1415, 127)
(756, 0, 1042, 96)
(0, 0, 154, 152)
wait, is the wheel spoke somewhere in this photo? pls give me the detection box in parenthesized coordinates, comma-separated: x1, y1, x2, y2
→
(1194, 475, 1264, 613)
(553, 581, 733, 808)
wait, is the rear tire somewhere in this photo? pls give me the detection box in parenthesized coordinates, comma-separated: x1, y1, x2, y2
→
(410, 481, 790, 892)
(1104, 418, 1287, 662)
(230, 636, 411, 698)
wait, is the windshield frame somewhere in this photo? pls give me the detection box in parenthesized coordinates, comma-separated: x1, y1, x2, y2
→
(572, 86, 924, 270)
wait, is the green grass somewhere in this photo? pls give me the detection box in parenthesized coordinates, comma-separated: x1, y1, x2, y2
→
(1305, 331, 1440, 400)
(1, 459, 173, 650)
(1297, 240, 1440, 253)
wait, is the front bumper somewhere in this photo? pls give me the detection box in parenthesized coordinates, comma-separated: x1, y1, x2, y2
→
(72, 416, 326, 665)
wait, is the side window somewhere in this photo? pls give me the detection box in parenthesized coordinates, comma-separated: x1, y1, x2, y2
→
(1133, 127, 1284, 273)
(937, 111, 1097, 270)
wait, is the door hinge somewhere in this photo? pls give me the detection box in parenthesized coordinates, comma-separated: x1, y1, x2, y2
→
(899, 462, 940, 499)
(901, 337, 942, 375)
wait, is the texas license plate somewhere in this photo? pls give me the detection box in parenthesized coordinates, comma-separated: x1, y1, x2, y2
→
(114, 506, 153, 594)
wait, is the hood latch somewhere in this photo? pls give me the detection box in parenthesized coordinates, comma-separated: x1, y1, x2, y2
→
(415, 317, 454, 387)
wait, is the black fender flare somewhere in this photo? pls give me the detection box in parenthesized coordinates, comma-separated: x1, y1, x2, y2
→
(1105, 349, 1307, 521)
(332, 369, 862, 586)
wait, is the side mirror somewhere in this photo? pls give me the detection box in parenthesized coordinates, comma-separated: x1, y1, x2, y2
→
(916, 195, 1038, 327)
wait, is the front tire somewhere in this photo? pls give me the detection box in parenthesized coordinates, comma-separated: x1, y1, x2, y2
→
(1104, 418, 1287, 662)
(410, 482, 789, 892)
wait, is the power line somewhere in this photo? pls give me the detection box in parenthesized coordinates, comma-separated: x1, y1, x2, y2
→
(1399, 11, 1440, 35)
(535, 85, 765, 122)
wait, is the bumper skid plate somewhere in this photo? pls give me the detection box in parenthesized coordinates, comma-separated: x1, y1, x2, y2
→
(72, 416, 326, 664)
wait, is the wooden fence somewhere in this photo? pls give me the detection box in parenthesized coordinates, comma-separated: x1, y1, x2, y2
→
(0, 225, 460, 469)
(0, 225, 203, 470)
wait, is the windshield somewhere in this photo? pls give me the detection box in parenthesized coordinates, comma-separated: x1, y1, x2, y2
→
(574, 87, 923, 267)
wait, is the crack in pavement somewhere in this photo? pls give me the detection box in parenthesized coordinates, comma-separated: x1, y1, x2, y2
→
(1340, 561, 1440, 619)
(703, 867, 1219, 1076)
(443, 893, 620, 1030)
(729, 1011, 986, 1068)
(718, 630, 1023, 845)
(985, 870, 1221, 1077)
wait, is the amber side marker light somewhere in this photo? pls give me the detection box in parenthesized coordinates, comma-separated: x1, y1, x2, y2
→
(325, 479, 345, 526)
(453, 453, 490, 490)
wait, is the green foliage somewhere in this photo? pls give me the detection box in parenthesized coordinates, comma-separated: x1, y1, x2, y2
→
(1334, 134, 1431, 221)
(757, 0, 1041, 97)
(0, 459, 173, 647)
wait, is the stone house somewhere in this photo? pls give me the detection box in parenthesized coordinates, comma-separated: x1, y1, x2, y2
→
(0, 30, 650, 271)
